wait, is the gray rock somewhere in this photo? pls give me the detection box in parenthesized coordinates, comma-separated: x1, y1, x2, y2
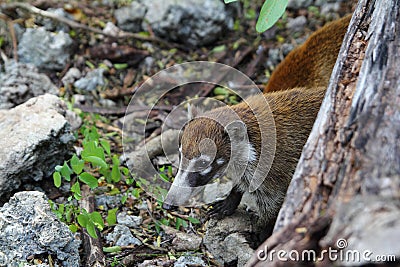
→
(138, 258, 174, 267)
(37, 8, 73, 32)
(171, 232, 202, 251)
(106, 225, 142, 246)
(74, 68, 105, 91)
(287, 0, 313, 9)
(65, 110, 82, 132)
(0, 61, 58, 109)
(0, 191, 80, 266)
(142, 0, 233, 46)
(288, 0, 343, 9)
(265, 43, 295, 72)
(174, 254, 206, 267)
(117, 211, 143, 228)
(320, 3, 341, 15)
(287, 15, 307, 32)
(95, 194, 121, 210)
(18, 27, 73, 71)
(203, 209, 259, 266)
(0, 94, 74, 200)
(114, 1, 147, 32)
(61, 67, 82, 89)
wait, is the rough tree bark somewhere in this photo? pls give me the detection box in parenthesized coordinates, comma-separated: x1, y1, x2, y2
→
(247, 0, 400, 266)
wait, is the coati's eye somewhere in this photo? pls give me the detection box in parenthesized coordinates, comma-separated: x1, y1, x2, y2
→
(199, 159, 208, 168)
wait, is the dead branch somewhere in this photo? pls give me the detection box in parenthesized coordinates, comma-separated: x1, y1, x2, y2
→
(0, 2, 182, 49)
(80, 185, 106, 267)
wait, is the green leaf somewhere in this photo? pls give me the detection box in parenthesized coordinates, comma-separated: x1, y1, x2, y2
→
(85, 60, 95, 69)
(54, 165, 63, 172)
(103, 246, 122, 253)
(77, 213, 89, 227)
(187, 216, 200, 224)
(84, 156, 108, 169)
(213, 87, 230, 96)
(60, 162, 73, 181)
(224, 0, 238, 3)
(109, 187, 121, 196)
(175, 217, 182, 230)
(86, 220, 98, 238)
(114, 63, 128, 70)
(71, 154, 85, 174)
(211, 44, 226, 53)
(89, 211, 105, 230)
(69, 224, 78, 233)
(106, 208, 118, 226)
(82, 140, 106, 162)
(181, 219, 188, 228)
(111, 156, 121, 183)
(159, 173, 169, 183)
(71, 182, 82, 200)
(256, 0, 289, 33)
(121, 167, 130, 176)
(100, 140, 111, 155)
(79, 172, 98, 189)
(65, 205, 73, 222)
(53, 172, 62, 188)
(121, 195, 128, 204)
(131, 188, 140, 198)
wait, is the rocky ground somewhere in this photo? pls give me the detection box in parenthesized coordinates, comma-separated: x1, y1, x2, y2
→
(0, 0, 354, 266)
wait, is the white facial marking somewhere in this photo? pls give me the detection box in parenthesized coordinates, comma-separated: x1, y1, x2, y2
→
(172, 152, 196, 187)
(200, 166, 212, 176)
(199, 154, 211, 162)
(248, 143, 257, 162)
(216, 158, 225, 165)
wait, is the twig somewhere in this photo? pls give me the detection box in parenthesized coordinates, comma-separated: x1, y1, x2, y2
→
(0, 2, 183, 49)
(80, 185, 106, 267)
(0, 12, 18, 61)
(7, 19, 18, 61)
(73, 104, 173, 116)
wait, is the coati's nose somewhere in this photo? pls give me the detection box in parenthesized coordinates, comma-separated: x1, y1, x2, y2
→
(162, 202, 177, 211)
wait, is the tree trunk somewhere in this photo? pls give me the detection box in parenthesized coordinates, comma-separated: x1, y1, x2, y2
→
(247, 0, 400, 266)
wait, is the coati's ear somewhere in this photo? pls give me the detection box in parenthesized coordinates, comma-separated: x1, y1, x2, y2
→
(187, 103, 202, 120)
(224, 120, 247, 143)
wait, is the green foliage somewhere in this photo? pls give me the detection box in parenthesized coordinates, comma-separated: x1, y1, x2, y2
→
(51, 124, 133, 238)
(106, 208, 118, 226)
(224, 0, 289, 33)
(114, 63, 128, 70)
(78, 209, 104, 238)
(213, 86, 239, 105)
(256, 0, 289, 33)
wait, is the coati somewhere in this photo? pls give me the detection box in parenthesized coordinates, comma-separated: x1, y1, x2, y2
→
(163, 15, 351, 224)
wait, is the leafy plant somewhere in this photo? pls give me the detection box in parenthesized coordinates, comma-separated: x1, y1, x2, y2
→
(51, 125, 131, 238)
(213, 86, 240, 105)
(224, 0, 289, 32)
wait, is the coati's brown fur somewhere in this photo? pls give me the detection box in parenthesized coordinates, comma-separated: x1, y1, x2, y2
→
(164, 15, 351, 227)
(265, 14, 351, 92)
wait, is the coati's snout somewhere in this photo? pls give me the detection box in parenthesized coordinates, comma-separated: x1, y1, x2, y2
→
(163, 117, 230, 207)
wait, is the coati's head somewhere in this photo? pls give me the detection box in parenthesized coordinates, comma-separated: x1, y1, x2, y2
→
(163, 106, 258, 208)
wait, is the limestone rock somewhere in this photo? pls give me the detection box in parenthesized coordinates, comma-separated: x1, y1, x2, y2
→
(0, 61, 58, 109)
(0, 191, 80, 266)
(18, 27, 73, 71)
(0, 94, 74, 200)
